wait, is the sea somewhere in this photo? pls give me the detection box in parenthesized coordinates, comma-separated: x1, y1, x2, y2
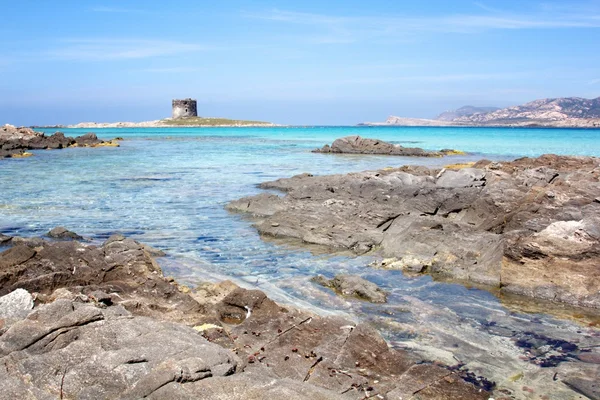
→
(1, 126, 599, 396)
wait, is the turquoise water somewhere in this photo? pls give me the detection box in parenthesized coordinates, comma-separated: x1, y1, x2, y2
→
(1, 125, 599, 306)
(1, 126, 600, 394)
(37, 125, 600, 157)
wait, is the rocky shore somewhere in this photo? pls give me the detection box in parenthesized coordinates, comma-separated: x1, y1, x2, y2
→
(0, 124, 120, 158)
(0, 231, 496, 399)
(313, 135, 464, 157)
(227, 154, 600, 310)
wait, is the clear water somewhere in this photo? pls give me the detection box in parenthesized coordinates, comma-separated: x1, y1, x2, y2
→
(1, 126, 599, 397)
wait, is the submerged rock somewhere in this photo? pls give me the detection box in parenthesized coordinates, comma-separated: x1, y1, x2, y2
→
(228, 154, 600, 309)
(313, 274, 387, 303)
(312, 135, 463, 157)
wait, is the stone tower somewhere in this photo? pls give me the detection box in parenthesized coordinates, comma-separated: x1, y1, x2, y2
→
(172, 98, 198, 119)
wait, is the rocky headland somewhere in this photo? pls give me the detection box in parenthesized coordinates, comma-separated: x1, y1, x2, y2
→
(313, 135, 464, 157)
(0, 124, 120, 159)
(0, 231, 498, 399)
(363, 96, 600, 128)
(227, 154, 600, 310)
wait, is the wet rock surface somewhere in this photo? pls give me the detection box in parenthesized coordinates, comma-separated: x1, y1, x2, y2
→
(0, 124, 119, 158)
(312, 135, 462, 157)
(313, 274, 388, 303)
(0, 234, 493, 399)
(47, 226, 84, 240)
(227, 154, 600, 309)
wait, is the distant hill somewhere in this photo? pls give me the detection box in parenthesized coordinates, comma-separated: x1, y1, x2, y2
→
(436, 106, 500, 121)
(452, 97, 600, 124)
(362, 97, 600, 128)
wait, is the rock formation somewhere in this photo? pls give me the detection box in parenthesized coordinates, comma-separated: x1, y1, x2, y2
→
(0, 232, 492, 399)
(0, 124, 120, 158)
(313, 135, 463, 157)
(227, 154, 600, 309)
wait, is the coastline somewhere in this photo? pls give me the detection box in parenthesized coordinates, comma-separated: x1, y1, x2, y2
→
(2, 127, 599, 399)
(0, 231, 494, 399)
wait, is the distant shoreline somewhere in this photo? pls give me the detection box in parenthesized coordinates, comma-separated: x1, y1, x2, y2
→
(32, 123, 600, 130)
(360, 118, 600, 129)
(33, 117, 280, 129)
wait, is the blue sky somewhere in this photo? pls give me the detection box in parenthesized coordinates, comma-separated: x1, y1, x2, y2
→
(1, 0, 599, 125)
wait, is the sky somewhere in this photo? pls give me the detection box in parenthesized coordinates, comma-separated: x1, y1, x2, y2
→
(1, 0, 599, 125)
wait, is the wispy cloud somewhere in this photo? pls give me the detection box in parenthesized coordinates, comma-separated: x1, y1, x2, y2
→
(261, 72, 528, 90)
(46, 39, 205, 61)
(90, 6, 145, 14)
(589, 78, 600, 85)
(139, 66, 204, 73)
(247, 7, 600, 43)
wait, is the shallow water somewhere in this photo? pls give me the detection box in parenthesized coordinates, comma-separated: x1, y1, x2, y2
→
(1, 126, 599, 398)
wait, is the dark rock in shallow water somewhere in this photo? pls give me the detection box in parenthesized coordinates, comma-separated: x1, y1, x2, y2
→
(74, 132, 101, 146)
(228, 154, 600, 309)
(0, 124, 119, 158)
(47, 226, 84, 240)
(312, 135, 463, 157)
(313, 274, 387, 303)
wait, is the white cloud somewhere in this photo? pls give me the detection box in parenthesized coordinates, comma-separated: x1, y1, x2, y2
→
(246, 7, 600, 43)
(589, 78, 600, 85)
(46, 39, 205, 61)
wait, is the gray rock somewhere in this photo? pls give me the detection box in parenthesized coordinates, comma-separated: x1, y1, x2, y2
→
(563, 376, 600, 400)
(0, 300, 239, 399)
(142, 243, 167, 257)
(229, 154, 600, 308)
(147, 369, 347, 400)
(312, 135, 445, 157)
(0, 233, 493, 400)
(47, 226, 83, 240)
(0, 233, 11, 244)
(0, 289, 34, 327)
(313, 274, 387, 303)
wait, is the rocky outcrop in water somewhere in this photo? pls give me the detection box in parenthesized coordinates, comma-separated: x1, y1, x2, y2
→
(0, 124, 120, 158)
(227, 154, 600, 309)
(0, 232, 492, 399)
(313, 135, 462, 157)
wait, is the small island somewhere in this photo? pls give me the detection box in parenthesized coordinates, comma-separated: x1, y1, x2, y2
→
(61, 98, 277, 128)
